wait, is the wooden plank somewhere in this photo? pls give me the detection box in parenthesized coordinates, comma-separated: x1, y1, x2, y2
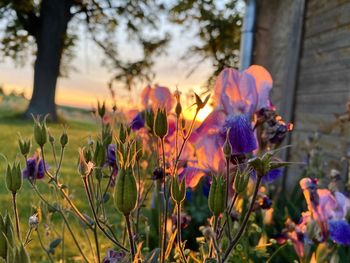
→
(304, 2, 350, 38)
(295, 91, 350, 105)
(296, 68, 350, 94)
(299, 50, 350, 77)
(293, 111, 350, 132)
(295, 104, 348, 115)
(306, 0, 349, 19)
(290, 130, 349, 157)
(302, 26, 350, 57)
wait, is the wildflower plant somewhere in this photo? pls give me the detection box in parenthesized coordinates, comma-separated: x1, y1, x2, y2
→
(3, 65, 348, 263)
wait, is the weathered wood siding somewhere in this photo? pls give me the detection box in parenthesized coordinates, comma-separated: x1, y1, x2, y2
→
(289, 0, 350, 183)
(254, 0, 350, 187)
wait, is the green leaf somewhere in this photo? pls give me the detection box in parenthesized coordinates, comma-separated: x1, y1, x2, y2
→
(49, 238, 62, 254)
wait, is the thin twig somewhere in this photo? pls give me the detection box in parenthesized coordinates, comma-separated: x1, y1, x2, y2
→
(83, 177, 128, 251)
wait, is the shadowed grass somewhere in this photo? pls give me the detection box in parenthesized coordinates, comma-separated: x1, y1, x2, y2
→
(0, 108, 124, 262)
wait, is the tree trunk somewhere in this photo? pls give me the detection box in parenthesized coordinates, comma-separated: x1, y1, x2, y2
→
(25, 0, 72, 121)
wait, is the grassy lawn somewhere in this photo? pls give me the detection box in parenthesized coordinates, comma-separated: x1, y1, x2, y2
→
(0, 96, 123, 262)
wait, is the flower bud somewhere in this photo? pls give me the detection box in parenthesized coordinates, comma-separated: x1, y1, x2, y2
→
(48, 131, 55, 144)
(78, 148, 94, 178)
(102, 124, 113, 146)
(18, 138, 31, 157)
(194, 93, 210, 110)
(114, 168, 138, 215)
(223, 129, 232, 158)
(208, 176, 226, 216)
(234, 170, 250, 193)
(98, 101, 106, 118)
(93, 142, 106, 167)
(5, 163, 22, 193)
(171, 175, 186, 204)
(28, 214, 39, 230)
(145, 109, 155, 133)
(60, 131, 68, 147)
(119, 124, 127, 144)
(154, 108, 168, 139)
(248, 157, 268, 178)
(175, 102, 182, 117)
(33, 117, 47, 147)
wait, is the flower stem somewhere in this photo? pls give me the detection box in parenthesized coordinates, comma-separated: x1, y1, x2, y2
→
(60, 211, 90, 263)
(30, 181, 90, 262)
(177, 203, 187, 263)
(135, 162, 141, 233)
(82, 177, 128, 251)
(171, 110, 198, 177)
(225, 158, 232, 241)
(41, 147, 91, 227)
(93, 226, 101, 263)
(36, 228, 54, 263)
(213, 216, 222, 263)
(125, 214, 135, 261)
(12, 192, 21, 242)
(218, 192, 238, 240)
(266, 242, 289, 263)
(23, 227, 33, 247)
(222, 176, 262, 262)
(160, 138, 168, 263)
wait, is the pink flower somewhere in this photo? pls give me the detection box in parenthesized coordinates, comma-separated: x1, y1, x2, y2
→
(141, 85, 174, 112)
(295, 178, 350, 247)
(184, 66, 273, 188)
(213, 65, 272, 116)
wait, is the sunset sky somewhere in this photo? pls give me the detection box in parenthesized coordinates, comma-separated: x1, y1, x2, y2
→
(0, 20, 214, 117)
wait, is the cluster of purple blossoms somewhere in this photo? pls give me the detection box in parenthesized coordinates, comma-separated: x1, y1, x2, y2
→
(22, 153, 45, 181)
(285, 178, 350, 259)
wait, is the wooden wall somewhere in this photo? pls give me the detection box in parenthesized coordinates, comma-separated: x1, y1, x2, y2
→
(253, 0, 350, 188)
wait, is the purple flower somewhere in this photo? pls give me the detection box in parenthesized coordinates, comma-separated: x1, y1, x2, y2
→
(213, 66, 272, 116)
(223, 114, 257, 154)
(188, 66, 273, 181)
(251, 168, 282, 184)
(22, 156, 45, 180)
(296, 178, 350, 250)
(102, 249, 126, 263)
(259, 195, 273, 210)
(130, 112, 145, 130)
(106, 144, 118, 187)
(141, 85, 174, 112)
(107, 144, 117, 167)
(263, 168, 282, 183)
(152, 167, 165, 180)
(328, 220, 350, 245)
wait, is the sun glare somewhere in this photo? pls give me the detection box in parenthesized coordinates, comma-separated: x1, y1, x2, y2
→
(183, 104, 213, 122)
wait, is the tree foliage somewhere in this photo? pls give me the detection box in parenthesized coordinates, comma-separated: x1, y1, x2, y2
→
(170, 0, 242, 84)
(0, 0, 242, 92)
(0, 0, 169, 89)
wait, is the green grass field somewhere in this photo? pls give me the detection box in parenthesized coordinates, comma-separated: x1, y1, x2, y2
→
(0, 95, 122, 262)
